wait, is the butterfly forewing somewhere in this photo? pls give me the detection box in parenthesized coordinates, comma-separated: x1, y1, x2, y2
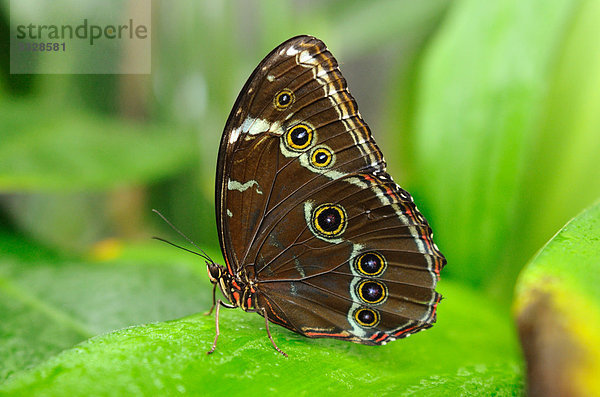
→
(216, 35, 445, 345)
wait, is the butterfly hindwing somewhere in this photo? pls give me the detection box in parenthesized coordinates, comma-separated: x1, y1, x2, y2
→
(253, 172, 443, 343)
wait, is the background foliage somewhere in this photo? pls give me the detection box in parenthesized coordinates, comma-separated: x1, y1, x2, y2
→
(1, 0, 599, 395)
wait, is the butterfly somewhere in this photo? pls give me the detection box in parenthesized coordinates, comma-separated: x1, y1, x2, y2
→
(176, 35, 445, 357)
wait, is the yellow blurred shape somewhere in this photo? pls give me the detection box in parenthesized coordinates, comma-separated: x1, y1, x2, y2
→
(89, 238, 123, 261)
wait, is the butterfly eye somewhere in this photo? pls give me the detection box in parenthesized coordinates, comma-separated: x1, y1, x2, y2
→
(310, 147, 333, 167)
(311, 203, 347, 238)
(356, 280, 387, 305)
(354, 252, 386, 277)
(286, 124, 313, 150)
(274, 89, 294, 110)
(354, 307, 380, 328)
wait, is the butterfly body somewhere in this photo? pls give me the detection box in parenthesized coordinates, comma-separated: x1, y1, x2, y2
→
(206, 261, 257, 311)
(208, 35, 446, 354)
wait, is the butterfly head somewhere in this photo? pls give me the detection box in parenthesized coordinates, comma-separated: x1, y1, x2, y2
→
(206, 260, 242, 308)
(206, 260, 225, 283)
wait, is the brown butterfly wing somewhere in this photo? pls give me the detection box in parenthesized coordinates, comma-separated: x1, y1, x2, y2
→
(216, 35, 445, 344)
(217, 35, 382, 272)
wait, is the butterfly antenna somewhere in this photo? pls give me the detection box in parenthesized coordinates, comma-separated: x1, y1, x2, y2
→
(151, 209, 215, 263)
(152, 236, 211, 260)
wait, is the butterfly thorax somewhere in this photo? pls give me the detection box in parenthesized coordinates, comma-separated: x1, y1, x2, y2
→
(206, 261, 257, 311)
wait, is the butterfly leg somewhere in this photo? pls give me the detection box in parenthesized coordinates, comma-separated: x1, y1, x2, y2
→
(261, 307, 288, 357)
(207, 299, 236, 355)
(204, 283, 217, 316)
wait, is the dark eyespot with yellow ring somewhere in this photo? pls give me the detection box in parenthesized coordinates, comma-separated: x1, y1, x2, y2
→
(354, 252, 386, 277)
(274, 89, 294, 110)
(311, 147, 333, 168)
(286, 124, 313, 151)
(312, 203, 347, 238)
(356, 279, 387, 305)
(354, 307, 380, 328)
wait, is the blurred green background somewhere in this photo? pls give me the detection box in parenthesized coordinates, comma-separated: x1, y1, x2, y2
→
(1, 0, 599, 395)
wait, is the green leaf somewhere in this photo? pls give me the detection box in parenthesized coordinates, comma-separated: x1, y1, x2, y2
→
(0, 98, 196, 191)
(1, 270, 523, 395)
(0, 233, 213, 383)
(515, 201, 600, 396)
(404, 0, 600, 296)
